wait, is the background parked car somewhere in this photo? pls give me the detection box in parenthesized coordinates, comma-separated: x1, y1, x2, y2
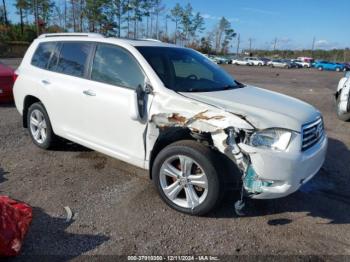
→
(268, 59, 295, 68)
(244, 57, 266, 66)
(0, 63, 15, 103)
(313, 60, 346, 72)
(297, 57, 314, 63)
(207, 55, 222, 64)
(292, 59, 311, 68)
(259, 57, 271, 65)
(342, 62, 350, 71)
(283, 59, 302, 68)
(215, 56, 231, 64)
(232, 58, 253, 66)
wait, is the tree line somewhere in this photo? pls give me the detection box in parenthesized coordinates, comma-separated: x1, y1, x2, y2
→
(0, 0, 237, 54)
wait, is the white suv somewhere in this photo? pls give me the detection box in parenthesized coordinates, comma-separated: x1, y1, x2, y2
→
(13, 33, 328, 215)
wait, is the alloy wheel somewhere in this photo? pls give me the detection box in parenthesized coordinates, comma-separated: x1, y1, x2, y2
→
(29, 109, 47, 144)
(159, 155, 208, 209)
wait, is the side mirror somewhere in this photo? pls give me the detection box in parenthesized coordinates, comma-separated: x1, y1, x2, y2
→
(129, 82, 152, 121)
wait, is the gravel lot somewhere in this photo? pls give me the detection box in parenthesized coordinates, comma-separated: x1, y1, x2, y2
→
(1, 59, 350, 259)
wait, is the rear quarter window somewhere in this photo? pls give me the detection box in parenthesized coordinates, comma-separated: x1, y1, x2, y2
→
(31, 42, 57, 69)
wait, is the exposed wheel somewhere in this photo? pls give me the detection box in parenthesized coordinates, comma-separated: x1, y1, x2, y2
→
(336, 91, 350, 121)
(152, 140, 223, 215)
(27, 102, 57, 149)
(336, 67, 341, 72)
(318, 66, 323, 71)
(258, 63, 262, 66)
(303, 65, 308, 68)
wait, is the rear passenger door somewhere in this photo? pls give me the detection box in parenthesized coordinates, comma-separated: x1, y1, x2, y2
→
(81, 43, 150, 165)
(45, 41, 93, 137)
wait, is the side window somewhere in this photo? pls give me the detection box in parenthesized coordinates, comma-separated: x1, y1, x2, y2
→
(91, 44, 145, 89)
(53, 42, 91, 77)
(47, 43, 60, 70)
(31, 42, 57, 69)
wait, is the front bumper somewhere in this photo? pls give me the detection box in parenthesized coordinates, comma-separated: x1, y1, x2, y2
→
(239, 133, 328, 199)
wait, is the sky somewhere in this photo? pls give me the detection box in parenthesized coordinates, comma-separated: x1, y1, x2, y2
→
(165, 0, 350, 50)
(5, 0, 350, 50)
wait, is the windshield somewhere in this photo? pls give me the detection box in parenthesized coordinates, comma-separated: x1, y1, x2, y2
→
(136, 46, 240, 92)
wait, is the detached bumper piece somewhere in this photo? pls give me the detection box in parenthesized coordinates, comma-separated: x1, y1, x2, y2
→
(0, 196, 32, 257)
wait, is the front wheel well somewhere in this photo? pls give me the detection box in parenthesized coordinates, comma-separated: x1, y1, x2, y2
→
(148, 127, 242, 187)
(23, 95, 41, 128)
(148, 127, 213, 179)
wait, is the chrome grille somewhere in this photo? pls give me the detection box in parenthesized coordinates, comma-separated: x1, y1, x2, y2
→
(301, 117, 324, 151)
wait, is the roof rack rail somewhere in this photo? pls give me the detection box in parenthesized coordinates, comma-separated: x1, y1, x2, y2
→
(140, 38, 162, 42)
(38, 33, 104, 39)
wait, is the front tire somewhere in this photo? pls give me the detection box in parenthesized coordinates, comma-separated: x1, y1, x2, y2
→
(27, 102, 57, 149)
(336, 92, 350, 121)
(318, 66, 324, 71)
(152, 140, 223, 215)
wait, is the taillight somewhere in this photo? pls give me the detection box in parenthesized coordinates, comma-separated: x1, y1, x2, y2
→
(13, 73, 18, 84)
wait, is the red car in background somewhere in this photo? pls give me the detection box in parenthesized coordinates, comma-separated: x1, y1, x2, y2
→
(0, 63, 16, 103)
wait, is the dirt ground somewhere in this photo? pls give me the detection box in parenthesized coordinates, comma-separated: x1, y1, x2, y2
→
(1, 59, 350, 259)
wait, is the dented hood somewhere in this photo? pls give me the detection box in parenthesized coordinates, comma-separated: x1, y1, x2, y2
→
(181, 86, 320, 131)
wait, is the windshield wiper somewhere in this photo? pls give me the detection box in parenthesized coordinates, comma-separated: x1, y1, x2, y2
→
(235, 80, 245, 88)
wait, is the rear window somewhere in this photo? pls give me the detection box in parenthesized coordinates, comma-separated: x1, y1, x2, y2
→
(31, 42, 57, 69)
(53, 42, 91, 77)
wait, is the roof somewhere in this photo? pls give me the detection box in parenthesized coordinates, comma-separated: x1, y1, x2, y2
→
(36, 33, 177, 48)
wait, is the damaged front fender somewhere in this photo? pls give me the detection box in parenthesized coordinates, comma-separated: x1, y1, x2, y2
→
(146, 91, 266, 195)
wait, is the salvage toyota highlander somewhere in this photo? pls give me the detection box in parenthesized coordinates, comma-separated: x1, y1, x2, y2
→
(13, 33, 328, 215)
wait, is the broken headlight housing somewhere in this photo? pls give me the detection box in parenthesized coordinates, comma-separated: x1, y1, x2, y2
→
(248, 128, 293, 151)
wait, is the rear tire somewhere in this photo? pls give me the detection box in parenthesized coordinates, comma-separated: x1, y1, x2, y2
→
(27, 102, 57, 149)
(336, 67, 341, 72)
(152, 140, 223, 216)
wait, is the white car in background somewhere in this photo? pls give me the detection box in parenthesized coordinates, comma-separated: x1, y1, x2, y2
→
(244, 57, 266, 66)
(268, 59, 290, 68)
(13, 33, 327, 215)
(335, 72, 350, 121)
(292, 59, 311, 68)
(232, 58, 253, 66)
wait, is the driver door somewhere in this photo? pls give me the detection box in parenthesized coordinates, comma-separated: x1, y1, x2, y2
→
(81, 43, 151, 167)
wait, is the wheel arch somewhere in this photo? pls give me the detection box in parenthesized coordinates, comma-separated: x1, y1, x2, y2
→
(148, 127, 241, 187)
(148, 127, 213, 179)
(23, 95, 41, 128)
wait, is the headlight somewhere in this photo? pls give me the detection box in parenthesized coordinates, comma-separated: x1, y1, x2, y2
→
(248, 128, 293, 151)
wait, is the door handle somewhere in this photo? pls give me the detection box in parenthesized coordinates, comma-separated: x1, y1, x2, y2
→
(41, 79, 51, 85)
(83, 89, 96, 96)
